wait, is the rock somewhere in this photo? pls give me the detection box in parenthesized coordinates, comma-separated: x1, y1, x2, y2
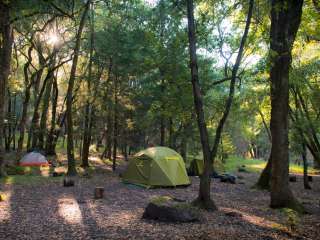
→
(237, 175, 244, 180)
(63, 177, 75, 187)
(289, 175, 297, 182)
(238, 166, 248, 173)
(220, 174, 236, 184)
(94, 187, 104, 199)
(142, 196, 199, 223)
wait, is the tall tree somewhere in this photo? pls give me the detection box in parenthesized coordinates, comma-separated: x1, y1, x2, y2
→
(269, 0, 304, 210)
(186, 0, 254, 210)
(0, 1, 13, 176)
(66, 0, 91, 176)
(81, 2, 95, 168)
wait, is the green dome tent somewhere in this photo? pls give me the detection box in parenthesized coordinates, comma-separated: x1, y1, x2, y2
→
(122, 147, 190, 187)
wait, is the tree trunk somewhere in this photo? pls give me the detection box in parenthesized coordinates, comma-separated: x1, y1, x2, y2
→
(302, 142, 311, 189)
(81, 5, 95, 168)
(106, 112, 113, 159)
(112, 75, 118, 171)
(0, 2, 13, 176)
(66, 1, 91, 176)
(45, 77, 58, 155)
(38, 59, 56, 150)
(186, 0, 253, 210)
(186, 0, 216, 210)
(255, 154, 272, 189)
(269, 0, 304, 211)
(160, 117, 165, 146)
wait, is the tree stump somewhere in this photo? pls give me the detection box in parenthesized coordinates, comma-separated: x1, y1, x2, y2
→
(289, 175, 297, 182)
(94, 187, 104, 199)
(63, 177, 75, 187)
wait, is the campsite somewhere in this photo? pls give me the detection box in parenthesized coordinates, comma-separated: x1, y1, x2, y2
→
(0, 0, 320, 239)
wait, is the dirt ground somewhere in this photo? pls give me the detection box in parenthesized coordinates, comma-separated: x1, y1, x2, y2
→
(0, 158, 319, 240)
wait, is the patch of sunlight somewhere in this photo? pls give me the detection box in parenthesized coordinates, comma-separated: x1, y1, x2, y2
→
(58, 198, 83, 225)
(223, 208, 281, 230)
(0, 191, 11, 221)
(89, 156, 102, 163)
(248, 163, 266, 170)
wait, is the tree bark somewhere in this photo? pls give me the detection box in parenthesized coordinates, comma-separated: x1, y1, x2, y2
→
(38, 57, 56, 150)
(112, 75, 118, 171)
(302, 142, 311, 189)
(45, 76, 59, 155)
(186, 0, 217, 210)
(81, 4, 95, 168)
(269, 0, 304, 211)
(66, 1, 91, 176)
(186, 0, 253, 210)
(17, 45, 34, 156)
(0, 2, 13, 176)
(256, 154, 272, 189)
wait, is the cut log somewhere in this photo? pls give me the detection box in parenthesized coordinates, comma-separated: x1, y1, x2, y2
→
(63, 177, 75, 187)
(94, 187, 104, 199)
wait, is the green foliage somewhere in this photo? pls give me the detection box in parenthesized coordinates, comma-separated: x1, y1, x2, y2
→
(280, 208, 301, 231)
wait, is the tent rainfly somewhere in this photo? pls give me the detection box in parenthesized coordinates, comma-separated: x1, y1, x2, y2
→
(122, 147, 190, 187)
(20, 152, 49, 166)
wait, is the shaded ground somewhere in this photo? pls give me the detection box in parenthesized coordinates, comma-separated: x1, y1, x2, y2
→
(0, 157, 319, 240)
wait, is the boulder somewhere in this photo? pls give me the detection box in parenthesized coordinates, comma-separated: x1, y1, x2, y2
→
(238, 166, 248, 173)
(142, 196, 199, 223)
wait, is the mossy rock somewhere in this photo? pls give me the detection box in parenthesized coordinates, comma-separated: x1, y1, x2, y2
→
(143, 196, 200, 222)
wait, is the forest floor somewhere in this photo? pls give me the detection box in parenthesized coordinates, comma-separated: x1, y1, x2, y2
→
(0, 155, 320, 240)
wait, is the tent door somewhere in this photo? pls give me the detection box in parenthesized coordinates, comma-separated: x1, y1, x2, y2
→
(135, 157, 151, 180)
